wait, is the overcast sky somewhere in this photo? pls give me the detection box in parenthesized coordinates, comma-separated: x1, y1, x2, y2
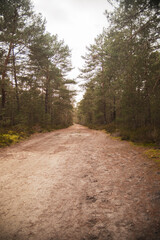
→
(32, 0, 110, 102)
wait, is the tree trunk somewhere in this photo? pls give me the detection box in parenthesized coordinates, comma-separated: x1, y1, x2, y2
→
(113, 96, 116, 121)
(1, 42, 13, 108)
(45, 88, 49, 114)
(103, 101, 107, 124)
(102, 80, 107, 124)
(45, 73, 50, 114)
(12, 47, 20, 112)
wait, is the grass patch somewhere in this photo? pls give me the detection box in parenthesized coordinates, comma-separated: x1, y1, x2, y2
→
(132, 142, 157, 147)
(0, 132, 23, 147)
(110, 136, 122, 141)
(0, 124, 37, 148)
(144, 149, 160, 165)
(129, 142, 160, 166)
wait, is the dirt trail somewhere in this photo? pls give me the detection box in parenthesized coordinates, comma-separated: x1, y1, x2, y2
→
(0, 124, 160, 240)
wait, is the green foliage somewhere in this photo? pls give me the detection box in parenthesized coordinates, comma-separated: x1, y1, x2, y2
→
(78, 0, 160, 143)
(144, 149, 160, 166)
(104, 123, 117, 134)
(0, 0, 74, 135)
(145, 149, 160, 160)
(0, 131, 22, 147)
(119, 127, 160, 143)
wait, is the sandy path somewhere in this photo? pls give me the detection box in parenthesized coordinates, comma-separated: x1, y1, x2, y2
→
(0, 124, 160, 240)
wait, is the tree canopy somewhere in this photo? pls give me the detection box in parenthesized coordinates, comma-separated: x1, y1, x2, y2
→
(77, 0, 160, 143)
(0, 0, 74, 132)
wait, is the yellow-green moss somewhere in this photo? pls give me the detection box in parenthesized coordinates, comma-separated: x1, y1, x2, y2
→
(110, 136, 122, 141)
(0, 133, 22, 147)
(144, 149, 160, 164)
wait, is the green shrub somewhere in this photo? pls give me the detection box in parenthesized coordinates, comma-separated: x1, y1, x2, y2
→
(0, 133, 20, 147)
(104, 123, 117, 133)
(119, 126, 160, 143)
(145, 149, 160, 166)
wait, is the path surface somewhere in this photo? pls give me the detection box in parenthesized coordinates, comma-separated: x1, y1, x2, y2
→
(0, 124, 160, 240)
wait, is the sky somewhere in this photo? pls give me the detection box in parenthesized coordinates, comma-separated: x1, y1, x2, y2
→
(32, 0, 110, 102)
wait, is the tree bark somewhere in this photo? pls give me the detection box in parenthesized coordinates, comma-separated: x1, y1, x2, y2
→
(113, 96, 116, 121)
(45, 88, 49, 114)
(1, 41, 13, 108)
(12, 47, 20, 112)
(45, 73, 50, 114)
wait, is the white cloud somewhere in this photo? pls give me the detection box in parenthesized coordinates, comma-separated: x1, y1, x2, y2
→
(32, 0, 110, 102)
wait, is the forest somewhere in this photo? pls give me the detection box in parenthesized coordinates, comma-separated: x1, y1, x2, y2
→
(0, 0, 160, 146)
(0, 0, 75, 146)
(77, 0, 160, 143)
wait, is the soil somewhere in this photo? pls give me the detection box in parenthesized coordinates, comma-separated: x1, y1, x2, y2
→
(0, 124, 160, 240)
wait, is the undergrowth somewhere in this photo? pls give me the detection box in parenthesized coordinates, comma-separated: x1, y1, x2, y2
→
(0, 131, 24, 147)
(144, 149, 160, 166)
(0, 123, 71, 148)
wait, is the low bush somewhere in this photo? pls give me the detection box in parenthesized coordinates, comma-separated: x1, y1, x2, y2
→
(144, 149, 160, 166)
(119, 126, 160, 144)
(104, 123, 117, 134)
(0, 133, 21, 147)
